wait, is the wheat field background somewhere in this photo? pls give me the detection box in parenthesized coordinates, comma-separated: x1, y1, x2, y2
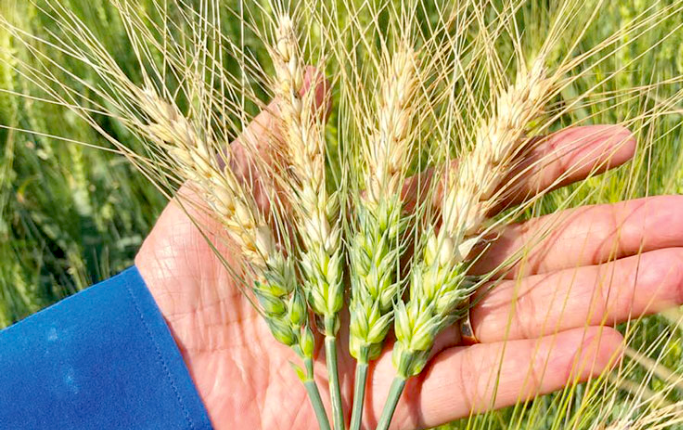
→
(1, 0, 682, 429)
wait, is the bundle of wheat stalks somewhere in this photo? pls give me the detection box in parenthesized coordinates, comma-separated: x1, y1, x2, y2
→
(3, 0, 683, 429)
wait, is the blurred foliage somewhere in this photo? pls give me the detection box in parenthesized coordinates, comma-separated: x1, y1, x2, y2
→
(0, 0, 167, 325)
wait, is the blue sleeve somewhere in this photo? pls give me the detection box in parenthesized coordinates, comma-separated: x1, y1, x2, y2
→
(0, 267, 213, 430)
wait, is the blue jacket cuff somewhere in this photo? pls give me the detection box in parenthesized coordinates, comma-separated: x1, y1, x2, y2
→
(0, 267, 213, 430)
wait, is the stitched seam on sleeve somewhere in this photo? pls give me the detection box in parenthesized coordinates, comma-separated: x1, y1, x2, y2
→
(123, 273, 197, 430)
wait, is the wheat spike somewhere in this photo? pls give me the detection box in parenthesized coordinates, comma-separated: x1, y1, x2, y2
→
(272, 14, 344, 337)
(346, 42, 420, 430)
(140, 87, 314, 358)
(271, 14, 344, 430)
(392, 59, 553, 379)
(348, 44, 419, 362)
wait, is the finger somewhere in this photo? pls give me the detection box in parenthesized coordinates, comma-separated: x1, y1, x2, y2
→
(471, 195, 683, 277)
(495, 125, 635, 210)
(367, 327, 623, 429)
(472, 248, 683, 343)
(401, 125, 635, 215)
(428, 324, 462, 359)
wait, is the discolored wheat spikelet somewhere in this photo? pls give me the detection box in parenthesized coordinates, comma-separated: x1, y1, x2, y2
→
(270, 14, 344, 430)
(347, 43, 419, 430)
(141, 89, 267, 269)
(139, 87, 330, 428)
(442, 60, 552, 259)
(377, 59, 554, 430)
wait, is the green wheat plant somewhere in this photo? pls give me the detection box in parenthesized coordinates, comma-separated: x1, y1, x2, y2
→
(1, 0, 683, 429)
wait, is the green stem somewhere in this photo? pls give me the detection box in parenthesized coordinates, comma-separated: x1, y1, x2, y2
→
(349, 359, 368, 430)
(325, 336, 345, 430)
(304, 358, 332, 430)
(376, 376, 407, 430)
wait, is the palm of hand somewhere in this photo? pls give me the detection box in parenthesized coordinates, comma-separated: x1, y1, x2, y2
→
(136, 197, 327, 429)
(136, 98, 683, 430)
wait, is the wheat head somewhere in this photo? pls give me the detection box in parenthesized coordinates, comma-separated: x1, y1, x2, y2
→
(393, 59, 554, 378)
(271, 14, 344, 338)
(140, 87, 315, 359)
(348, 43, 419, 362)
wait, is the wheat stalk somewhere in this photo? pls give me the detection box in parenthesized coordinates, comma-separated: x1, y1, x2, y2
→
(347, 42, 419, 430)
(376, 59, 554, 430)
(270, 14, 344, 430)
(139, 87, 330, 430)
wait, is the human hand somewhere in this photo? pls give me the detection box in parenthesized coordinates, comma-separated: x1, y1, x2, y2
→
(135, 77, 683, 429)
